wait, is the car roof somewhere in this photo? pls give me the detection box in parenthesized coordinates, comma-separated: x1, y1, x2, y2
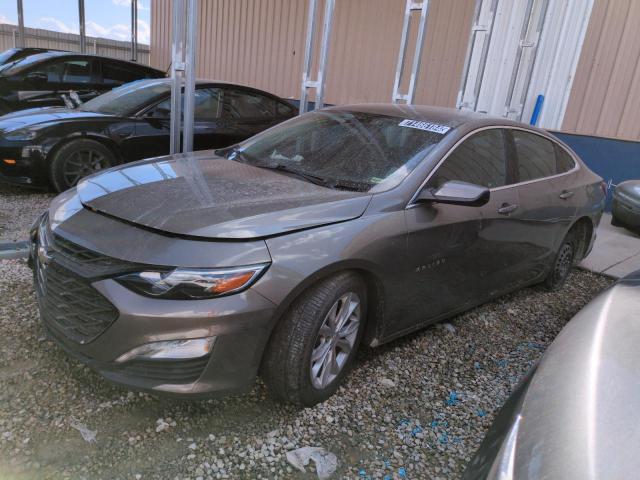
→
(328, 103, 549, 136)
(135, 77, 290, 100)
(13, 51, 163, 72)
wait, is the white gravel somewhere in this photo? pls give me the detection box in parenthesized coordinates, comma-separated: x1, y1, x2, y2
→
(0, 182, 613, 479)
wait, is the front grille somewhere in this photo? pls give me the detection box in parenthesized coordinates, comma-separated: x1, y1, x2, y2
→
(52, 233, 123, 268)
(37, 261, 118, 344)
(117, 356, 210, 383)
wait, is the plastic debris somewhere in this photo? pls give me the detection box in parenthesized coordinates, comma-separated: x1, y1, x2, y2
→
(476, 409, 486, 417)
(286, 447, 337, 479)
(438, 432, 449, 444)
(441, 322, 456, 334)
(446, 391, 459, 406)
(380, 378, 396, 388)
(398, 467, 407, 478)
(411, 426, 423, 437)
(359, 468, 367, 477)
(383, 475, 393, 480)
(69, 417, 97, 443)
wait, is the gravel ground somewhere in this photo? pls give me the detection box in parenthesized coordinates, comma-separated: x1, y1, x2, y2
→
(0, 183, 54, 242)
(0, 250, 612, 479)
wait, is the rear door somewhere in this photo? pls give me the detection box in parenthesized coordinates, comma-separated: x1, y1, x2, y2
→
(6, 59, 64, 109)
(508, 129, 577, 278)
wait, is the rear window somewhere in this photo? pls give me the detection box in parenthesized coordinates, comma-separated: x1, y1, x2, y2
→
(231, 110, 450, 192)
(513, 130, 556, 182)
(555, 144, 576, 174)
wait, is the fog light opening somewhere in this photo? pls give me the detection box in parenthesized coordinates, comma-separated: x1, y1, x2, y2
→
(115, 336, 216, 363)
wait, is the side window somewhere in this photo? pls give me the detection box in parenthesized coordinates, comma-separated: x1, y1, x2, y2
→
(102, 61, 141, 86)
(194, 88, 222, 119)
(513, 130, 556, 181)
(555, 144, 576, 174)
(223, 89, 276, 118)
(61, 59, 93, 84)
(24, 61, 61, 83)
(146, 97, 171, 118)
(427, 129, 508, 189)
(277, 101, 295, 116)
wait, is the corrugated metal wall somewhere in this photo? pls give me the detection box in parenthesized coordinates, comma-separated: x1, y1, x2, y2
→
(150, 0, 474, 107)
(0, 24, 150, 64)
(563, 0, 640, 141)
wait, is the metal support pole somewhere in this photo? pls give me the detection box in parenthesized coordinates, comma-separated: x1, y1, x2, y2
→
(78, 0, 86, 53)
(169, 0, 185, 155)
(130, 0, 138, 62)
(299, 0, 335, 114)
(392, 1, 430, 104)
(182, 0, 198, 153)
(16, 0, 25, 48)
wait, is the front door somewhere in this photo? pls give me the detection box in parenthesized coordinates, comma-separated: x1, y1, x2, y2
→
(397, 128, 521, 334)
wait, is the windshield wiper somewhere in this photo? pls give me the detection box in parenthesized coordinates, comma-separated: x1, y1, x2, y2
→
(260, 164, 331, 187)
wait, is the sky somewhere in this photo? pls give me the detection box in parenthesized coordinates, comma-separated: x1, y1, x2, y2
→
(0, 0, 151, 45)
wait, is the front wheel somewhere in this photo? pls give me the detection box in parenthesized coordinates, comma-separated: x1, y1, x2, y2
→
(262, 272, 367, 406)
(49, 139, 116, 192)
(543, 234, 576, 291)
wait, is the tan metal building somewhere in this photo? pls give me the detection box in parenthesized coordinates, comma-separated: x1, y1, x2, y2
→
(150, 0, 640, 143)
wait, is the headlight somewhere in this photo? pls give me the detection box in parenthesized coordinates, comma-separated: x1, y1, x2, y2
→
(115, 264, 269, 299)
(4, 128, 38, 141)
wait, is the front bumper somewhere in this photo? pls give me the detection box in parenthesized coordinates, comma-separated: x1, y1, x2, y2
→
(0, 143, 48, 186)
(32, 216, 278, 397)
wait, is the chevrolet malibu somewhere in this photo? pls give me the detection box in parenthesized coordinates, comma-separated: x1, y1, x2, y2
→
(30, 105, 605, 406)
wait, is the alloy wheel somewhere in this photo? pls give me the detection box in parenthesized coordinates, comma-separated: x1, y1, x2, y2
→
(62, 149, 108, 187)
(310, 292, 361, 389)
(553, 243, 573, 285)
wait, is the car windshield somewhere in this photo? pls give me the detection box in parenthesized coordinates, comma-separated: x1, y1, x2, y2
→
(227, 110, 449, 192)
(0, 52, 52, 76)
(0, 49, 19, 66)
(79, 80, 171, 115)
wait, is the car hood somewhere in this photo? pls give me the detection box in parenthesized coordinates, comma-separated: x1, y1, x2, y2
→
(0, 107, 115, 131)
(76, 151, 371, 240)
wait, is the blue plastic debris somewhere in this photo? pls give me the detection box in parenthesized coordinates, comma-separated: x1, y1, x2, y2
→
(453, 436, 462, 444)
(446, 391, 459, 406)
(411, 426, 423, 437)
(383, 475, 392, 480)
(383, 459, 391, 469)
(398, 467, 407, 478)
(430, 420, 439, 429)
(438, 432, 449, 444)
(399, 418, 410, 427)
(476, 409, 486, 417)
(359, 468, 367, 477)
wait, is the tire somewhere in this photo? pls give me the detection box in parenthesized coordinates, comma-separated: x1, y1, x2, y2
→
(543, 231, 576, 291)
(262, 272, 367, 406)
(49, 139, 116, 192)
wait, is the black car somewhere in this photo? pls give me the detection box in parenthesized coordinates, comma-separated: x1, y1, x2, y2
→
(0, 78, 297, 191)
(0, 51, 164, 114)
(0, 47, 63, 66)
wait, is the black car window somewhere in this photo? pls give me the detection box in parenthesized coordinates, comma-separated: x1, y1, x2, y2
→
(80, 79, 170, 115)
(513, 130, 556, 181)
(61, 59, 93, 84)
(427, 129, 508, 189)
(102, 60, 143, 86)
(223, 89, 276, 118)
(555, 144, 576, 174)
(24, 60, 61, 83)
(147, 87, 222, 119)
(277, 101, 295, 116)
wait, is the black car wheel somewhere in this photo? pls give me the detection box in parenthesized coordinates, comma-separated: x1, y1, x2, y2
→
(262, 272, 367, 406)
(543, 233, 576, 291)
(49, 139, 116, 192)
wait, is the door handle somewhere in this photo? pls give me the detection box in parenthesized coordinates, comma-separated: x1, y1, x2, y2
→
(497, 203, 518, 215)
(559, 190, 574, 200)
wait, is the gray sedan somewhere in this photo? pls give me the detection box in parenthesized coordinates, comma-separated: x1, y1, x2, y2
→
(30, 105, 605, 405)
(464, 270, 640, 480)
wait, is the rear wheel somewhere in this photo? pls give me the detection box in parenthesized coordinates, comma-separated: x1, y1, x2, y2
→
(262, 272, 367, 406)
(543, 233, 576, 291)
(49, 139, 115, 192)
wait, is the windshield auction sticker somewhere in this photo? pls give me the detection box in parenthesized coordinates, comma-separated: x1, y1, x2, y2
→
(398, 119, 451, 134)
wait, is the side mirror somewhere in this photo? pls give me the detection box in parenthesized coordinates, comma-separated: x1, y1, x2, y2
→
(26, 71, 48, 84)
(416, 180, 490, 207)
